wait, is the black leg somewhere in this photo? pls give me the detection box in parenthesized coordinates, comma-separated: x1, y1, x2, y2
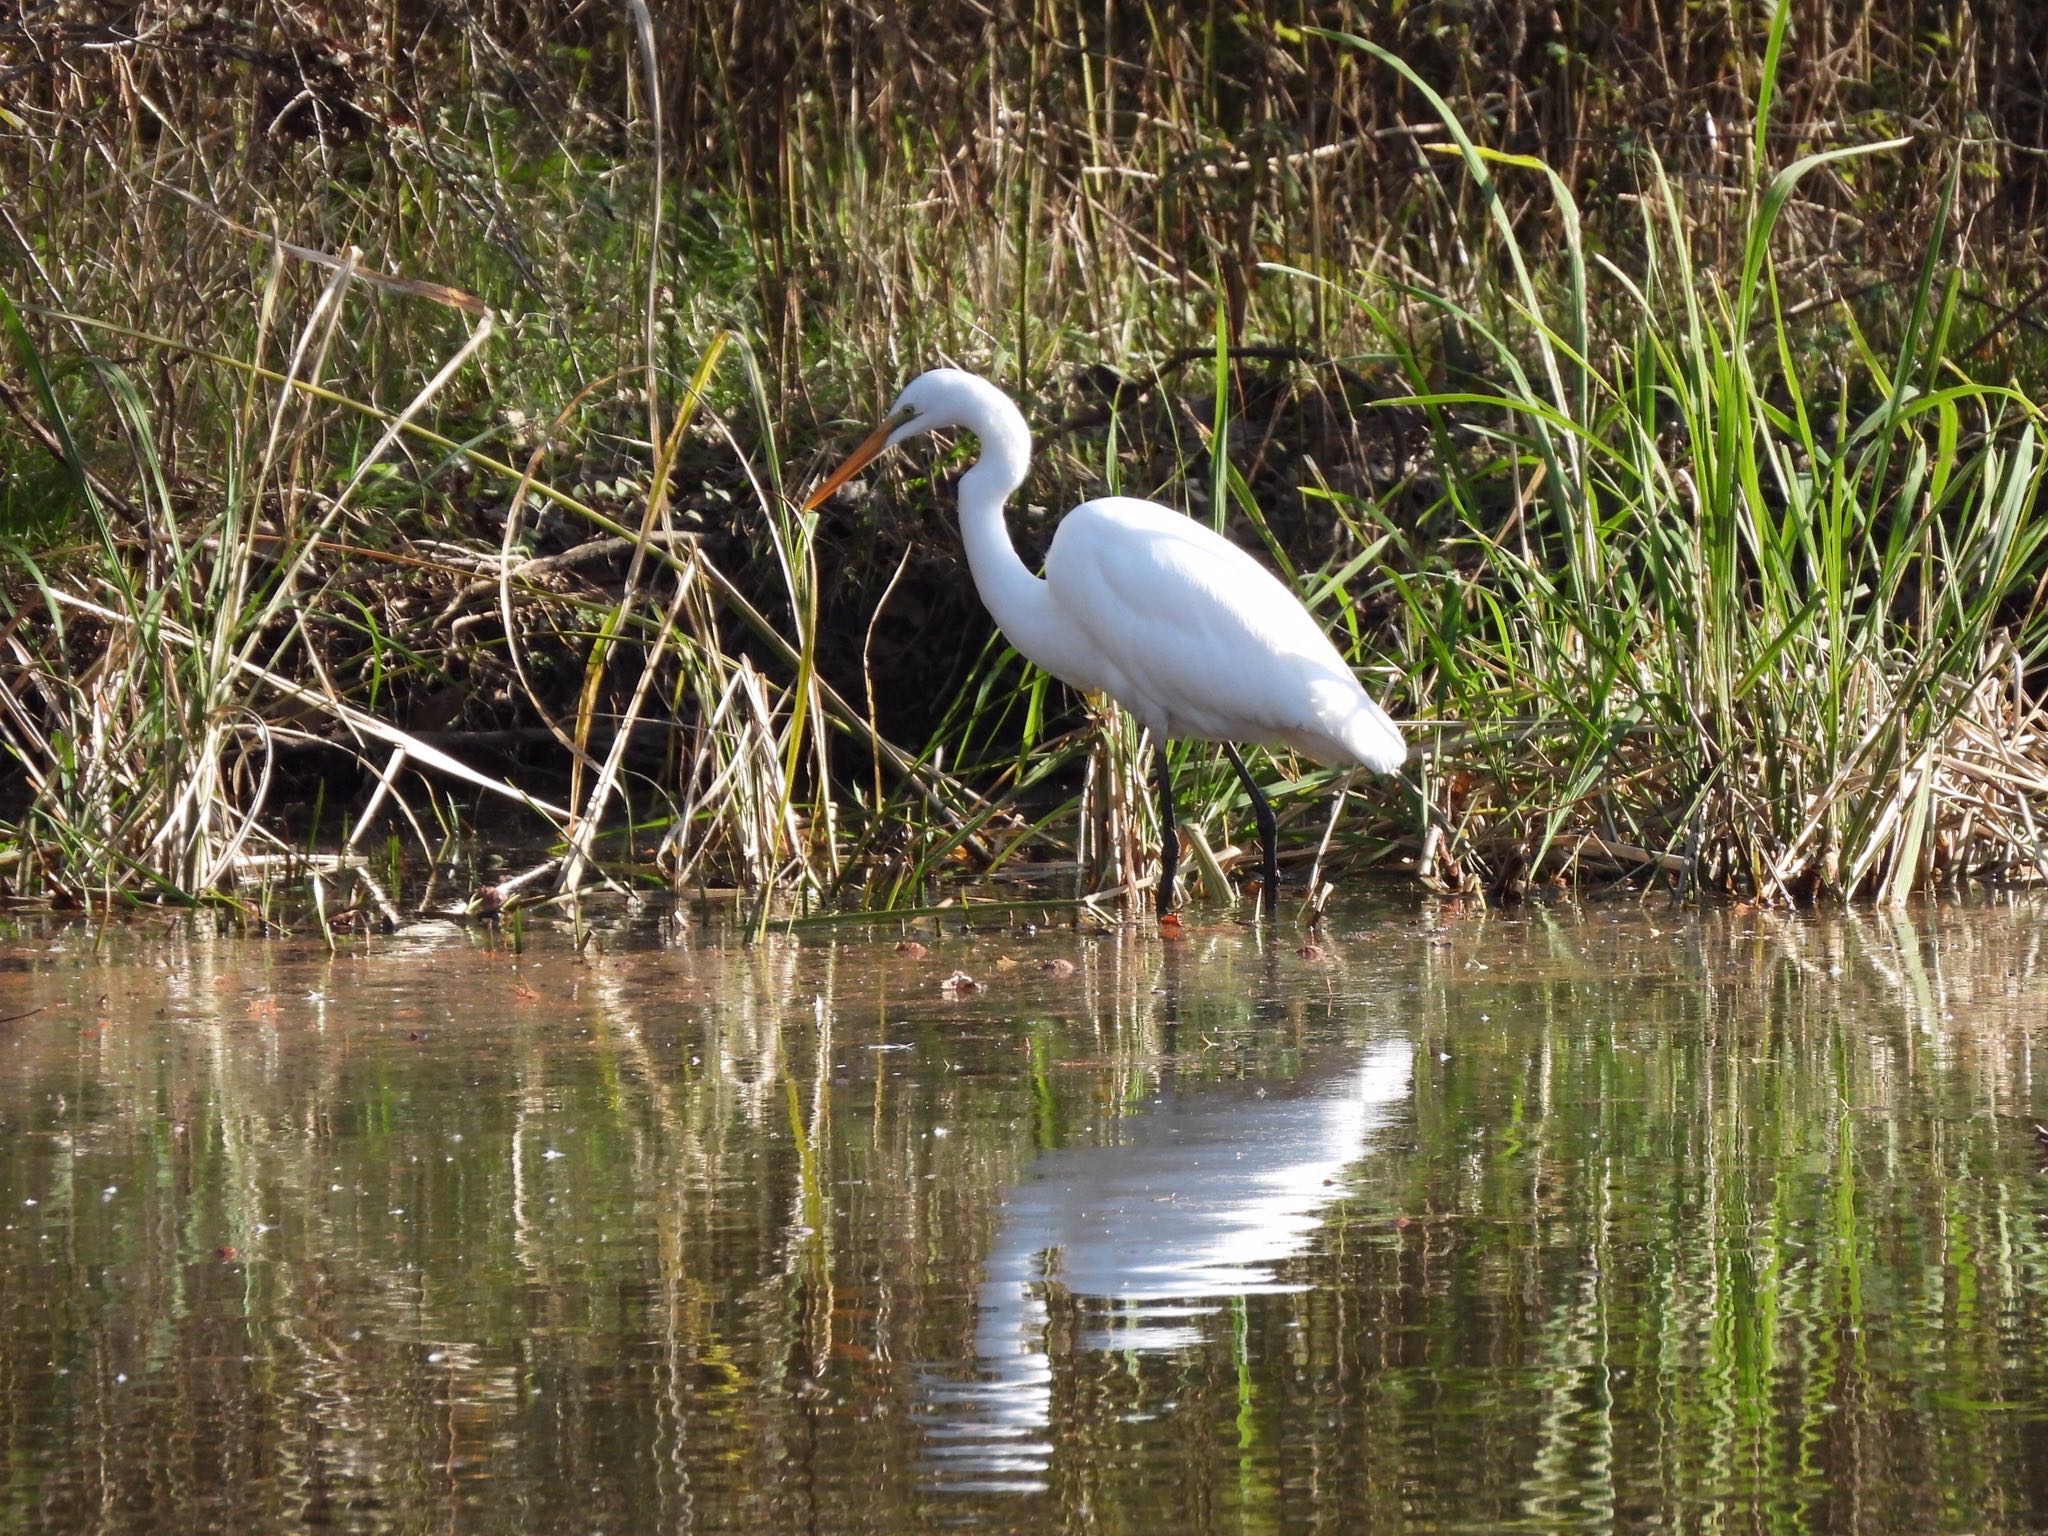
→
(1155, 740, 1178, 920)
(1223, 744, 1278, 920)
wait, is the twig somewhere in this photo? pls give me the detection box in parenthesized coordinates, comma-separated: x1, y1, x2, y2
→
(162, 186, 487, 314)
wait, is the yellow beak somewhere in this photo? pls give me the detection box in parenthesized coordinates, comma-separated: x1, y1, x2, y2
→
(801, 420, 896, 512)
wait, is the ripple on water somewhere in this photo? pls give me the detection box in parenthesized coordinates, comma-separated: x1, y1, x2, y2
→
(0, 898, 2045, 1531)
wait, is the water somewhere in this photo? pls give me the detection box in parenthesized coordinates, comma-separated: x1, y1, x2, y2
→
(2, 896, 2046, 1532)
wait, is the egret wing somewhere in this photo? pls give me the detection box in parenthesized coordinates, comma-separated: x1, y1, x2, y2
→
(1045, 498, 1374, 760)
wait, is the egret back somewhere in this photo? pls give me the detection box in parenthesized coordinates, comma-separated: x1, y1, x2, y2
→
(1041, 497, 1405, 770)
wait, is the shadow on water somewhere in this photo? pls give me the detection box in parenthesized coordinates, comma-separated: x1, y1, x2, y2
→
(1, 895, 2047, 1531)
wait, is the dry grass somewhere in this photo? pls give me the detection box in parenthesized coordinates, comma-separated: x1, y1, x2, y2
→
(2, 1, 2046, 911)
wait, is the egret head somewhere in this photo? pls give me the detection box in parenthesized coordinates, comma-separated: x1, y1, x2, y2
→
(880, 368, 987, 443)
(802, 369, 1012, 512)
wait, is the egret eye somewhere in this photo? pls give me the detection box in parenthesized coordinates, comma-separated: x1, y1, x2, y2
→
(886, 408, 929, 446)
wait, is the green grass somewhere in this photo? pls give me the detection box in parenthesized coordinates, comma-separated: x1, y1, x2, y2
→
(1287, 25, 2048, 900)
(1, 4, 2045, 912)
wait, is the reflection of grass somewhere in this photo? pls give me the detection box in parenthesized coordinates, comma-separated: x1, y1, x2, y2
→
(4, 906, 2045, 1526)
(1387, 901, 2048, 1530)
(3, 7, 2045, 910)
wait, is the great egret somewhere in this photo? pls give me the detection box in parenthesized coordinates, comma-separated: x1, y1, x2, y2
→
(804, 368, 1404, 921)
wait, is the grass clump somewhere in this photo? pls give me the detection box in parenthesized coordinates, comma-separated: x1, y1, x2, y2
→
(1307, 25, 2048, 901)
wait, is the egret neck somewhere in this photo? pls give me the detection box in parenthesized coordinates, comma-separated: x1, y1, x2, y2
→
(951, 390, 1064, 677)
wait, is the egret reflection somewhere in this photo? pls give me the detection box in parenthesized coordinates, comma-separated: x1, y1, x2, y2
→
(921, 1025, 1412, 1495)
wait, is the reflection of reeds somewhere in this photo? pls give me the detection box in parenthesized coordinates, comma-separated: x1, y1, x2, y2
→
(1353, 901, 2048, 1531)
(2, 905, 2046, 1526)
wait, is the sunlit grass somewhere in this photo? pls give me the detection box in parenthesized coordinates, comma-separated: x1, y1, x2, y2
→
(1290, 22, 2048, 900)
(1, 5, 2044, 911)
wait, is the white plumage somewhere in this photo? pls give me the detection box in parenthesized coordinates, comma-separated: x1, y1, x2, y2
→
(1044, 496, 1406, 769)
(805, 368, 1405, 919)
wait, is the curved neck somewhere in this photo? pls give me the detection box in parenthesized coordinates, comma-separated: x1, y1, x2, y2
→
(956, 410, 1060, 666)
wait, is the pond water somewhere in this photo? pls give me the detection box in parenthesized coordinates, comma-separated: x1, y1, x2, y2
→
(2, 895, 2046, 1532)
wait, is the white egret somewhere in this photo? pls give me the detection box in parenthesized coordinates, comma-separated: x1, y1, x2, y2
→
(804, 368, 1404, 922)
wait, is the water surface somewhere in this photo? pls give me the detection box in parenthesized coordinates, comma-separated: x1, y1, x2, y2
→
(2, 896, 2046, 1532)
